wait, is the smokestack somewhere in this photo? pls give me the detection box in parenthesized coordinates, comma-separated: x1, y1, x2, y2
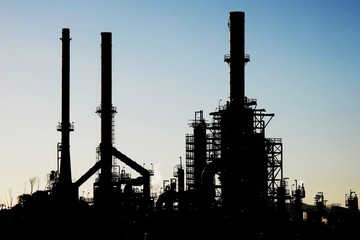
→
(58, 28, 73, 186)
(226, 11, 248, 109)
(99, 32, 113, 187)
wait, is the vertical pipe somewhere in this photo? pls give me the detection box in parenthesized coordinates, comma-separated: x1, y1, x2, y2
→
(228, 11, 245, 109)
(59, 28, 72, 186)
(100, 32, 113, 189)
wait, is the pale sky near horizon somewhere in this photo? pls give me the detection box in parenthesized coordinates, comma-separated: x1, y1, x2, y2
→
(1, 0, 360, 207)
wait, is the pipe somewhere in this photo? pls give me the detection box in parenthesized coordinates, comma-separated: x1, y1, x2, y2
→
(74, 160, 102, 188)
(112, 147, 151, 205)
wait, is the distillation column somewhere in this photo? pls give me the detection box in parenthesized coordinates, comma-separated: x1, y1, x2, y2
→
(222, 12, 269, 238)
(222, 11, 250, 216)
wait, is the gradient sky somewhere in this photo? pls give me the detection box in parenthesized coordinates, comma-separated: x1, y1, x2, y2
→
(0, 0, 359, 207)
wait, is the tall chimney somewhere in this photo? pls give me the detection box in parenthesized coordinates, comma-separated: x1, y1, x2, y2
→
(226, 11, 248, 109)
(58, 28, 73, 186)
(98, 32, 114, 191)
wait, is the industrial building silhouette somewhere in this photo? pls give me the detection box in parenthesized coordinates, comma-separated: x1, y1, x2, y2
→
(1, 11, 359, 240)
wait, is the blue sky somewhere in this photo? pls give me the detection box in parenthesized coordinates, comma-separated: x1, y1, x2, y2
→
(0, 0, 359, 206)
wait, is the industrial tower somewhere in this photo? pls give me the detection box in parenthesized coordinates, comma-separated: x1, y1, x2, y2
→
(55, 28, 76, 202)
(184, 11, 286, 237)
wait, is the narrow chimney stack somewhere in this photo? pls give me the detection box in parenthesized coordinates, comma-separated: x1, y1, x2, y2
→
(227, 11, 248, 109)
(58, 28, 73, 186)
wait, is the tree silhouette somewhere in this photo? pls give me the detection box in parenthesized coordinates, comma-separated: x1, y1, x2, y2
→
(29, 176, 38, 194)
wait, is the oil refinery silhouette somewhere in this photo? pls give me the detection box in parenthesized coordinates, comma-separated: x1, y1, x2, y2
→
(1, 11, 360, 240)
